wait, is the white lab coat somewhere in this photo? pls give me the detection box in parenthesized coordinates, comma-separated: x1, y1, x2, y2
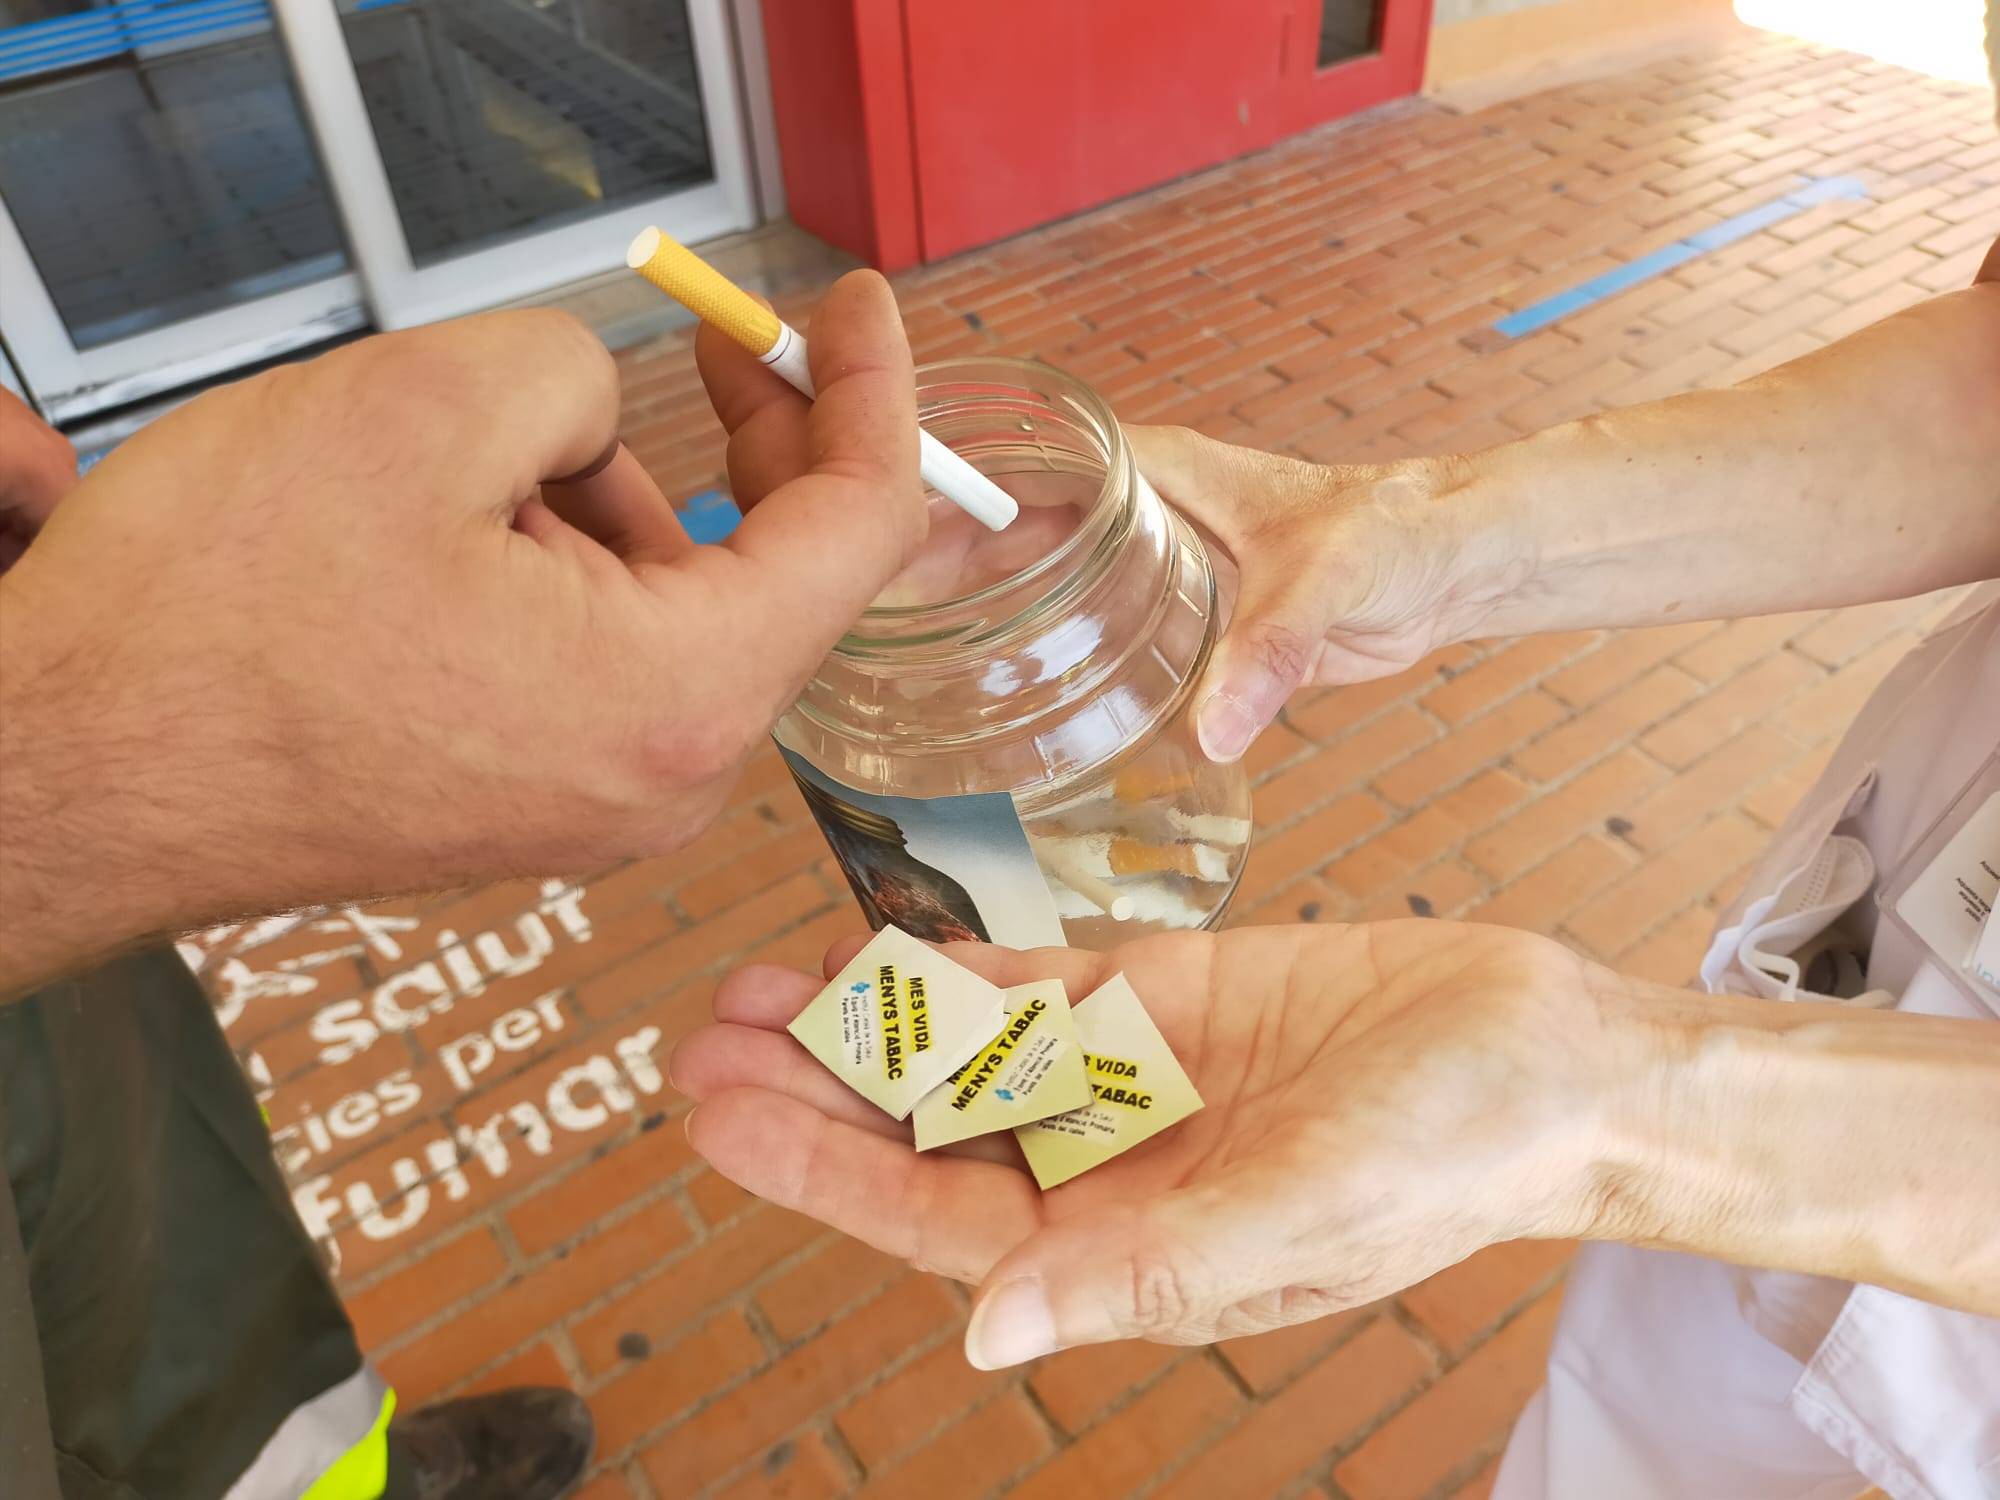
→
(1494, 587, 2000, 1500)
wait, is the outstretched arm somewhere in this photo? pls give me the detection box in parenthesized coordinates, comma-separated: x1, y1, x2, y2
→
(1132, 241, 2000, 760)
(1461, 275, 2000, 637)
(672, 924, 2000, 1369)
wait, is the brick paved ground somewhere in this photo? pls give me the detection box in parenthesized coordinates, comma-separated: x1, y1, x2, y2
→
(183, 30, 1998, 1500)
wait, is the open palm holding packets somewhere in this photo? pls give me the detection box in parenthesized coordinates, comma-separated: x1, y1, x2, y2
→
(729, 924, 1205, 1186)
(670, 920, 1615, 1372)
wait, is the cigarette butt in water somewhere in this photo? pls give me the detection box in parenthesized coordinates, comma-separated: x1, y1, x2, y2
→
(1106, 838, 1232, 884)
(625, 227, 1019, 533)
(1047, 875, 1210, 930)
(1036, 843, 1137, 922)
(1167, 809, 1253, 846)
(1048, 833, 1231, 885)
(1112, 763, 1200, 803)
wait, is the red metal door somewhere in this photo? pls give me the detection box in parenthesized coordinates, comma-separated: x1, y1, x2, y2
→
(1279, 0, 1434, 133)
(760, 0, 1434, 270)
(901, 0, 1292, 263)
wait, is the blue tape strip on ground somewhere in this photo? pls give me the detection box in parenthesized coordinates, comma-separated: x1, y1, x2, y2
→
(680, 489, 741, 545)
(1493, 175, 1869, 339)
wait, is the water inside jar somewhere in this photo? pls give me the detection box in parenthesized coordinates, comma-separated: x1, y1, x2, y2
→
(880, 465, 1250, 940)
(1020, 722, 1250, 944)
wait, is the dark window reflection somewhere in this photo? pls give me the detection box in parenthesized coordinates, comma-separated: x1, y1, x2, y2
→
(1318, 0, 1381, 67)
(338, 0, 714, 267)
(0, 1, 346, 348)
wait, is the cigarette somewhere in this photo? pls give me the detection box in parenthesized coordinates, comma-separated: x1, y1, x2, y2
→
(626, 228, 1019, 533)
(1049, 878, 1208, 931)
(1050, 834, 1232, 884)
(1166, 809, 1253, 846)
(1107, 837, 1232, 884)
(1112, 764, 1200, 803)
(1035, 843, 1137, 922)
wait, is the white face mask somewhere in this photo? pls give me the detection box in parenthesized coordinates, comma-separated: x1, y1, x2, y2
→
(1732, 834, 1883, 1003)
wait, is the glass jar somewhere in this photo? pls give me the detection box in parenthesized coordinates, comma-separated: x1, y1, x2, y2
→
(775, 357, 1251, 950)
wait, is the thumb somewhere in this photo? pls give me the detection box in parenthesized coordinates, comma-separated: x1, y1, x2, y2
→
(1127, 425, 1338, 764)
(962, 1178, 1294, 1368)
(1195, 563, 1336, 763)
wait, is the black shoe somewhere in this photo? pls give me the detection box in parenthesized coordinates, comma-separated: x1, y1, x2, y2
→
(390, 1387, 594, 1500)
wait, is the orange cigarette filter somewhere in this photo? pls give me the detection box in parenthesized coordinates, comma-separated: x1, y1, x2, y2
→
(1112, 764, 1200, 803)
(1105, 838, 1201, 878)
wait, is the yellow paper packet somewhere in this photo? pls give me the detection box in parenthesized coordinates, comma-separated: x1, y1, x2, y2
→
(787, 925, 1007, 1120)
(1015, 973, 1203, 1189)
(911, 979, 1092, 1151)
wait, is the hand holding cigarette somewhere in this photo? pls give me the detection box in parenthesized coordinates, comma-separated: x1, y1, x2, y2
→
(0, 295, 932, 994)
(628, 228, 1019, 532)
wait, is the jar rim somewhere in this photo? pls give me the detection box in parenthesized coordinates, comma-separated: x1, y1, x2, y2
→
(847, 355, 1129, 631)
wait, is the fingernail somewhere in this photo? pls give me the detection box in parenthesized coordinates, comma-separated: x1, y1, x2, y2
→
(965, 1279, 1058, 1370)
(1196, 690, 1258, 763)
(680, 1106, 698, 1143)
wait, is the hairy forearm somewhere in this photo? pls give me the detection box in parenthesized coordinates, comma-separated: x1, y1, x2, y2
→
(1588, 977, 2000, 1314)
(1444, 282, 2000, 635)
(1, 589, 165, 995)
(0, 575, 273, 998)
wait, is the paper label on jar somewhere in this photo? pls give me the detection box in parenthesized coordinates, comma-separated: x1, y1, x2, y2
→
(779, 746, 1066, 948)
(787, 925, 1009, 1120)
(1014, 973, 1203, 1189)
(912, 979, 1092, 1151)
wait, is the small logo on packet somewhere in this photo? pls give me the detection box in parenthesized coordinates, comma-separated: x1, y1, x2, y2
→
(1014, 974, 1202, 1188)
(786, 925, 1008, 1121)
(910, 979, 1091, 1151)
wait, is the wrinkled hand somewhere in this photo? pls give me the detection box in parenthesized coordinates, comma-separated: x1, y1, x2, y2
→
(673, 922, 1620, 1369)
(0, 276, 924, 990)
(1128, 426, 1524, 762)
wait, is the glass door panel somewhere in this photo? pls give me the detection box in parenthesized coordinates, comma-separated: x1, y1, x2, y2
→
(281, 0, 751, 328)
(0, 1, 348, 346)
(0, 0, 363, 416)
(336, 0, 714, 265)
(1, 0, 756, 415)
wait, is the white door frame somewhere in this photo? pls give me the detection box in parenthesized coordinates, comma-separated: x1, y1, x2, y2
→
(729, 0, 786, 223)
(0, 161, 367, 424)
(1, 0, 759, 419)
(273, 0, 758, 331)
